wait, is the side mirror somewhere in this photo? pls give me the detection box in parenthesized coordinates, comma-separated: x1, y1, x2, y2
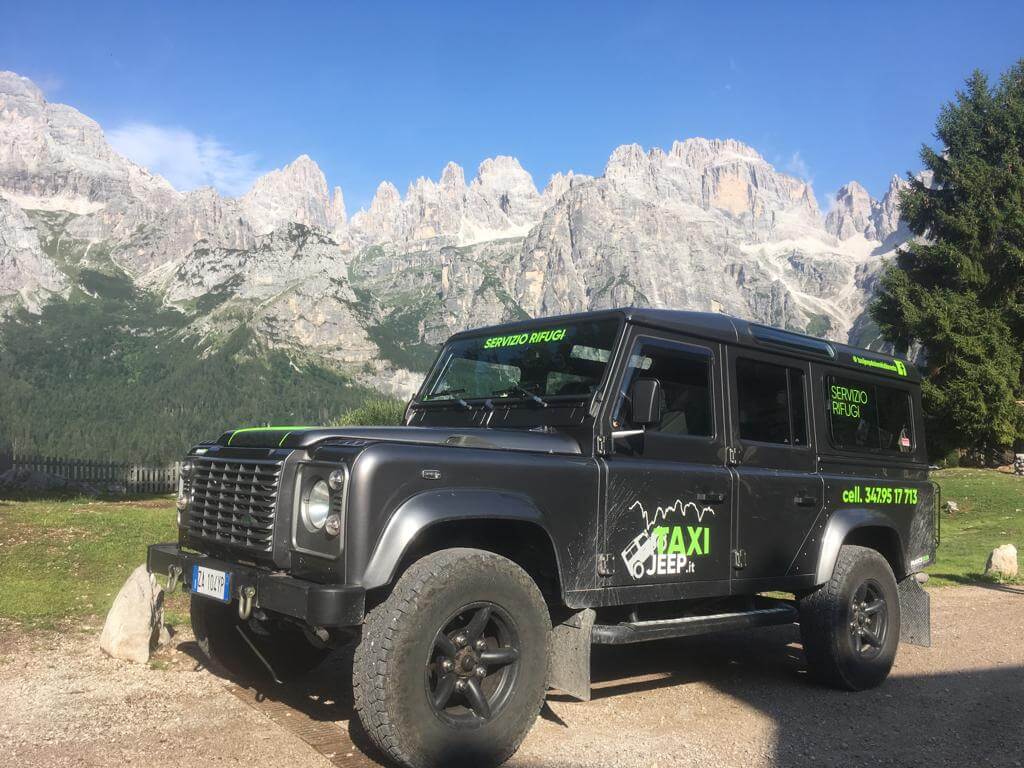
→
(631, 378, 662, 426)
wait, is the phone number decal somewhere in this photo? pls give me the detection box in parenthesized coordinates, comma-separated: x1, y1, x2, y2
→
(841, 485, 919, 505)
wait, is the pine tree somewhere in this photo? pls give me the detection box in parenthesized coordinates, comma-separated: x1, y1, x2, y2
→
(871, 62, 1024, 458)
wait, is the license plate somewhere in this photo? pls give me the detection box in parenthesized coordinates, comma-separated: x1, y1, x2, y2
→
(192, 565, 232, 602)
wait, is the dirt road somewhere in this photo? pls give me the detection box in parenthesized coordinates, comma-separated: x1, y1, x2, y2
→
(1, 585, 1021, 768)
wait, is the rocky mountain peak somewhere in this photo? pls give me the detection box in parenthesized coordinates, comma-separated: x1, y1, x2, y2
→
(669, 137, 765, 169)
(0, 70, 45, 106)
(440, 161, 466, 189)
(241, 154, 345, 236)
(825, 177, 907, 243)
(369, 180, 402, 213)
(605, 143, 650, 178)
(474, 155, 533, 186)
(826, 180, 877, 240)
(543, 170, 591, 202)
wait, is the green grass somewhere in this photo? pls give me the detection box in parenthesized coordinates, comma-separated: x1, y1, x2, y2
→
(927, 468, 1023, 586)
(0, 495, 187, 628)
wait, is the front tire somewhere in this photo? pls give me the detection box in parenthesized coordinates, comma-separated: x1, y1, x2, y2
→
(353, 548, 551, 768)
(799, 544, 901, 690)
(190, 594, 330, 683)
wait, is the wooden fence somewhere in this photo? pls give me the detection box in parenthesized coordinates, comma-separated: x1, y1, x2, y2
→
(1, 452, 181, 494)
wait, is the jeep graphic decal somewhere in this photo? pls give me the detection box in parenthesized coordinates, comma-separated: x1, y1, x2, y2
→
(621, 498, 716, 580)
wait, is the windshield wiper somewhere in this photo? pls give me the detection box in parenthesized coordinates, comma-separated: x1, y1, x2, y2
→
(491, 385, 549, 408)
(423, 388, 471, 409)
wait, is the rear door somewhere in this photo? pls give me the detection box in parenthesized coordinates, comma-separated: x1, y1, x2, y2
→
(602, 330, 733, 590)
(726, 348, 822, 585)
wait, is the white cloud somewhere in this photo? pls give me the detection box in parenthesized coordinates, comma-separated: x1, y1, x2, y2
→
(784, 151, 812, 182)
(31, 74, 64, 95)
(107, 122, 262, 196)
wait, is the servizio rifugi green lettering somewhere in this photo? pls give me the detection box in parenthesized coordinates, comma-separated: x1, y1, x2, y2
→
(483, 327, 567, 349)
(831, 384, 868, 418)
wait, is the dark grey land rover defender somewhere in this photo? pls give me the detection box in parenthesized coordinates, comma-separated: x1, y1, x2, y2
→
(148, 308, 937, 768)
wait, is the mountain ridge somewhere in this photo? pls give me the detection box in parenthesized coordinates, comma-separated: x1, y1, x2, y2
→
(0, 70, 909, 401)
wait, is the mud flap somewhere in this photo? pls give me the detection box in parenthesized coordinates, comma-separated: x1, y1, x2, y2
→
(897, 576, 931, 647)
(548, 608, 595, 701)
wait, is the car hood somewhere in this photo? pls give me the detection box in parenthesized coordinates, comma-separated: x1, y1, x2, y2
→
(216, 425, 583, 455)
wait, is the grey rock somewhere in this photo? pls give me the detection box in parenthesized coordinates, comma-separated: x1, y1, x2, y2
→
(99, 564, 165, 664)
(985, 544, 1019, 580)
(945, 500, 960, 514)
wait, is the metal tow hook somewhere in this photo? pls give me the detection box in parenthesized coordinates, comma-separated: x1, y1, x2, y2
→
(165, 565, 182, 594)
(238, 585, 256, 620)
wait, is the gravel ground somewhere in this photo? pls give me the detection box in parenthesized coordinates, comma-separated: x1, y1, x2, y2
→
(1, 585, 1021, 768)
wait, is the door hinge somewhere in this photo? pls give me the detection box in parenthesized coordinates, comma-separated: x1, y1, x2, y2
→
(597, 554, 616, 577)
(732, 548, 748, 570)
(596, 435, 609, 455)
(726, 446, 741, 466)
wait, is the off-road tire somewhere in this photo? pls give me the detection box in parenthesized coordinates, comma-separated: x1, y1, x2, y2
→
(799, 544, 901, 690)
(190, 594, 329, 682)
(353, 548, 551, 768)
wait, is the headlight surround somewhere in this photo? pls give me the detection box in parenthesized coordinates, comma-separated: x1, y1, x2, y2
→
(175, 476, 190, 526)
(301, 479, 332, 532)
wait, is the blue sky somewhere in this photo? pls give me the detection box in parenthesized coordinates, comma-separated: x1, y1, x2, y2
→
(4, 1, 1023, 211)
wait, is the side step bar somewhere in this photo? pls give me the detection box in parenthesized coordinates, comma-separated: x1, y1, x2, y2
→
(591, 602, 798, 645)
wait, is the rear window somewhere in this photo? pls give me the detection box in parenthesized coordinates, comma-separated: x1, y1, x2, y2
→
(827, 375, 914, 453)
(736, 358, 808, 446)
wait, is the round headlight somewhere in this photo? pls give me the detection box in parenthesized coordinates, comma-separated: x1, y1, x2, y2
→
(301, 480, 331, 531)
(328, 469, 346, 491)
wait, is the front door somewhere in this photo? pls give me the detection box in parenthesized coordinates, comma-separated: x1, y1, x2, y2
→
(602, 332, 733, 590)
(726, 348, 822, 584)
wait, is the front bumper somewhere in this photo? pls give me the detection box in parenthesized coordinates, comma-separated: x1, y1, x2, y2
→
(147, 543, 365, 628)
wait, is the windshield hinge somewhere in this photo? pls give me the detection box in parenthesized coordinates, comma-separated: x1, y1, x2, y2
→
(726, 446, 741, 466)
(732, 548, 748, 570)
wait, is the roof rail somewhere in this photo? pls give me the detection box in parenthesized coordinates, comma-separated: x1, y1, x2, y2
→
(750, 324, 836, 358)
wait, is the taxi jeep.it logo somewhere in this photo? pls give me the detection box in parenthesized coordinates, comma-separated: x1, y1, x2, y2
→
(621, 498, 715, 580)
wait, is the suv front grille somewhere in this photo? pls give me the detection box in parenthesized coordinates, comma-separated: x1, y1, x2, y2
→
(187, 456, 284, 554)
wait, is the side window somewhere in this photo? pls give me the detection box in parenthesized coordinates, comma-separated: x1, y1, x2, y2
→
(614, 339, 713, 438)
(828, 375, 914, 453)
(736, 358, 808, 446)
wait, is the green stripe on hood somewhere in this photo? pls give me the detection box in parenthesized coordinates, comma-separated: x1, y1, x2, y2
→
(226, 426, 318, 446)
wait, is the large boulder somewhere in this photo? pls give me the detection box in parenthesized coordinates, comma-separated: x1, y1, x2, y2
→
(985, 544, 1019, 580)
(99, 564, 166, 663)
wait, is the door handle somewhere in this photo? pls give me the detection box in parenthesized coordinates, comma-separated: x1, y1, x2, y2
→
(696, 491, 727, 504)
(794, 493, 819, 507)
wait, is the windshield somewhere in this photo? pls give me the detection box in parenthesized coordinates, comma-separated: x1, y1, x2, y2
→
(420, 319, 621, 404)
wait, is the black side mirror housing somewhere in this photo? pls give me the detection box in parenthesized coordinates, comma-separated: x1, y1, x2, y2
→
(631, 378, 662, 426)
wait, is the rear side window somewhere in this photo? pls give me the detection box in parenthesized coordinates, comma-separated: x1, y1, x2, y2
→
(828, 375, 914, 453)
(736, 358, 808, 446)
